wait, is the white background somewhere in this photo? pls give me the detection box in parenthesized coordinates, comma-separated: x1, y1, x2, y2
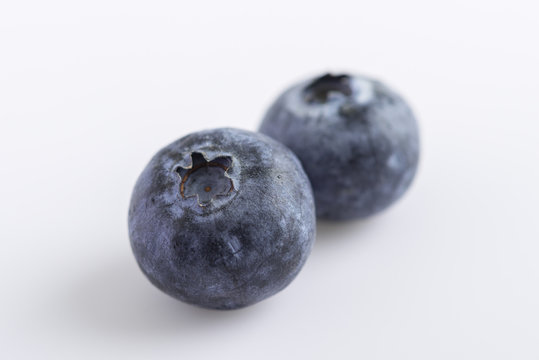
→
(1, 1, 538, 359)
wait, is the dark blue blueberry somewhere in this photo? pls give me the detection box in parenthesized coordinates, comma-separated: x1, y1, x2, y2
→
(259, 73, 420, 220)
(128, 128, 316, 309)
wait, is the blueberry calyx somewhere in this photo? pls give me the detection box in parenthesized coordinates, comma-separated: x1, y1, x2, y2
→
(175, 152, 234, 206)
(303, 73, 353, 104)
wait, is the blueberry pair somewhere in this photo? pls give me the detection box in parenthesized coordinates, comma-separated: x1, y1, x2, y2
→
(128, 73, 420, 309)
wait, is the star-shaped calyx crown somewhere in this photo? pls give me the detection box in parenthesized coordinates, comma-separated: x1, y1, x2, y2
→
(175, 152, 234, 206)
(303, 74, 353, 104)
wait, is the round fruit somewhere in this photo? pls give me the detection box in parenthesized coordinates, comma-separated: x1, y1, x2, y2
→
(128, 128, 316, 309)
(260, 73, 420, 220)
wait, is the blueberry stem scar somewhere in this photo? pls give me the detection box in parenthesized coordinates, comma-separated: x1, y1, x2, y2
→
(175, 152, 234, 205)
(303, 73, 352, 104)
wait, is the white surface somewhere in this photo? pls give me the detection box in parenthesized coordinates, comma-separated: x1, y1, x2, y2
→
(1, 1, 538, 359)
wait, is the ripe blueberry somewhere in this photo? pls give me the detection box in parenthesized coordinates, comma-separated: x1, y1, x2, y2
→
(128, 128, 316, 309)
(260, 73, 420, 220)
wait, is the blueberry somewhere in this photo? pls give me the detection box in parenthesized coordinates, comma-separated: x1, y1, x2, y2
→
(128, 128, 316, 309)
(259, 73, 420, 220)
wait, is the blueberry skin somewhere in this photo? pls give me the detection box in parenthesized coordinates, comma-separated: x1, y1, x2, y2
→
(128, 128, 315, 310)
(259, 73, 419, 220)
